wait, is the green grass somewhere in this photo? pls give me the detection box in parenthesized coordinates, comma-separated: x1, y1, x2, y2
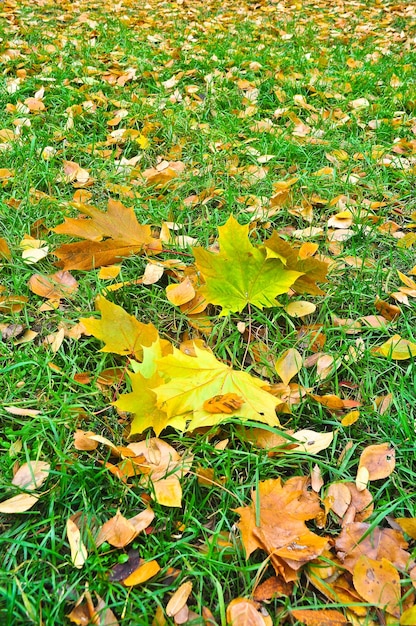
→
(1, 0, 416, 623)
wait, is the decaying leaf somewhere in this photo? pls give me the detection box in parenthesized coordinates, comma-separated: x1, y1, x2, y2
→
(235, 476, 328, 581)
(11, 461, 50, 491)
(123, 560, 160, 586)
(291, 608, 347, 625)
(356, 443, 395, 490)
(275, 348, 303, 386)
(226, 598, 268, 625)
(0, 493, 39, 514)
(166, 581, 193, 617)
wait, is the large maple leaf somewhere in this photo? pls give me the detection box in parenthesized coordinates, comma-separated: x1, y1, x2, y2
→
(53, 198, 162, 270)
(153, 345, 280, 430)
(193, 215, 302, 315)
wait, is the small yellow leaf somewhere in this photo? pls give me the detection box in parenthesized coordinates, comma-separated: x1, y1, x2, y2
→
(341, 410, 360, 426)
(275, 348, 303, 386)
(66, 518, 88, 569)
(98, 265, 121, 279)
(401, 606, 416, 625)
(123, 560, 160, 586)
(375, 335, 416, 359)
(166, 278, 195, 306)
(285, 301, 316, 318)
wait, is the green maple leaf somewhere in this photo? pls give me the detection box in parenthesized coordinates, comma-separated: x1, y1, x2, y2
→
(193, 215, 302, 315)
(154, 346, 280, 431)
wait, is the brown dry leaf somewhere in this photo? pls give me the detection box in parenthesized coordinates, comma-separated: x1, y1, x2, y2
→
(53, 198, 162, 270)
(353, 557, 400, 617)
(253, 576, 293, 601)
(67, 517, 88, 569)
(226, 598, 267, 625)
(275, 348, 303, 386)
(291, 609, 347, 625)
(96, 511, 138, 548)
(12, 461, 50, 490)
(327, 483, 352, 519)
(235, 476, 328, 582)
(358, 443, 395, 483)
(0, 493, 39, 513)
(28, 271, 78, 299)
(123, 560, 161, 586)
(335, 522, 410, 574)
(166, 581, 193, 617)
(374, 298, 401, 321)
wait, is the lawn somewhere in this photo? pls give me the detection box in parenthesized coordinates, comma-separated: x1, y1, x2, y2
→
(0, 0, 415, 623)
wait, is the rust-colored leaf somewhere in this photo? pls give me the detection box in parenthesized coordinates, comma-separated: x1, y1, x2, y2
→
(53, 198, 162, 270)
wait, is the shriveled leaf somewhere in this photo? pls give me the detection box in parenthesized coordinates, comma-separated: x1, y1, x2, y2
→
(0, 493, 39, 513)
(123, 560, 160, 586)
(81, 295, 158, 357)
(275, 348, 303, 386)
(67, 518, 88, 569)
(53, 198, 161, 270)
(353, 557, 400, 617)
(12, 461, 50, 490)
(291, 609, 347, 625)
(253, 576, 293, 601)
(193, 215, 302, 315)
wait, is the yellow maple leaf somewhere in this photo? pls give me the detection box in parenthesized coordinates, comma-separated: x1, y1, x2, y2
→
(154, 345, 280, 430)
(80, 295, 159, 357)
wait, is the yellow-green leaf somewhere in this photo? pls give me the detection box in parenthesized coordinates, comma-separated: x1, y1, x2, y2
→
(374, 334, 416, 360)
(193, 215, 302, 315)
(275, 348, 303, 385)
(154, 345, 280, 430)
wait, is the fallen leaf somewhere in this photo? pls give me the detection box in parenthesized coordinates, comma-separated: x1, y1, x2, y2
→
(193, 215, 302, 315)
(353, 556, 400, 617)
(28, 271, 78, 299)
(285, 429, 334, 455)
(275, 348, 303, 386)
(291, 609, 347, 625)
(67, 517, 88, 569)
(374, 335, 416, 359)
(0, 493, 39, 513)
(53, 198, 162, 270)
(226, 598, 267, 625)
(357, 443, 395, 487)
(285, 301, 316, 318)
(166, 581, 193, 617)
(12, 461, 50, 490)
(123, 560, 160, 586)
(81, 295, 159, 357)
(96, 511, 138, 548)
